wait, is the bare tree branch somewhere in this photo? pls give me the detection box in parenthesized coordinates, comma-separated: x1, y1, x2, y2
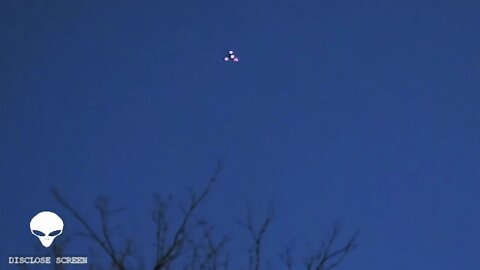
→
(51, 159, 359, 270)
(52, 190, 129, 270)
(279, 247, 294, 270)
(237, 205, 274, 270)
(303, 222, 359, 270)
(153, 160, 223, 270)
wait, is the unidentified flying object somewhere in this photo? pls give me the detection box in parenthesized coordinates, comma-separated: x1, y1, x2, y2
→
(224, 50, 239, 62)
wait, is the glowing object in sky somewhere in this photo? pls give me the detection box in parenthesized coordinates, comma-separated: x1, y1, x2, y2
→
(224, 50, 239, 62)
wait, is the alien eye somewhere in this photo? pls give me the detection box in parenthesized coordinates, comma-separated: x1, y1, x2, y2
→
(32, 230, 45, 236)
(49, 230, 62, 237)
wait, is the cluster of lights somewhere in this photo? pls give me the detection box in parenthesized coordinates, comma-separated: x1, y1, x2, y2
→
(224, 50, 239, 62)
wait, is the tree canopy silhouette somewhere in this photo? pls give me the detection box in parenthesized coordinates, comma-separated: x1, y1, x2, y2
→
(49, 160, 359, 270)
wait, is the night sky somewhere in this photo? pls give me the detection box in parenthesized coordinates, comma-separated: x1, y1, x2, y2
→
(1, 0, 480, 269)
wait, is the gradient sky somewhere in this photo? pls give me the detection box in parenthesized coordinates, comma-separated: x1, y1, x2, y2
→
(1, 0, 480, 269)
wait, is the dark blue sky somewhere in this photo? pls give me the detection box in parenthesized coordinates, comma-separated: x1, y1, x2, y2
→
(1, 0, 480, 269)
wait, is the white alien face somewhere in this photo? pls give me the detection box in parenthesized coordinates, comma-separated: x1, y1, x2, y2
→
(30, 211, 64, 248)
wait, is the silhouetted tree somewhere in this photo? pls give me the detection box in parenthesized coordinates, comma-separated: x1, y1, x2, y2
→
(47, 160, 359, 270)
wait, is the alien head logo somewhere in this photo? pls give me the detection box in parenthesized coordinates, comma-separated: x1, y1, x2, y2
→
(30, 211, 64, 248)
